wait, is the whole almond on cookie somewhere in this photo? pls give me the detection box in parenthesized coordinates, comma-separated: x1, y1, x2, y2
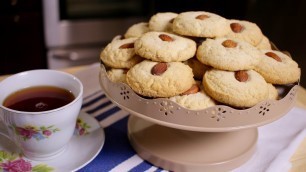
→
(196, 38, 260, 71)
(265, 52, 282, 62)
(222, 40, 238, 48)
(235, 70, 248, 82)
(134, 31, 196, 62)
(195, 14, 210, 20)
(159, 34, 174, 42)
(126, 60, 194, 98)
(181, 84, 200, 95)
(255, 50, 300, 84)
(151, 63, 168, 75)
(119, 43, 134, 49)
(203, 69, 269, 107)
(230, 23, 244, 33)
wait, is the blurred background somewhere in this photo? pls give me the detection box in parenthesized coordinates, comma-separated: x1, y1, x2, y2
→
(0, 0, 305, 86)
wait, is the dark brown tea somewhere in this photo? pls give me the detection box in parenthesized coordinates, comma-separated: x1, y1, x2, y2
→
(3, 86, 75, 112)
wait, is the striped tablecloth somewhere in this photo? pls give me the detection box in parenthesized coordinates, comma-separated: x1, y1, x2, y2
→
(75, 64, 164, 172)
(76, 63, 306, 172)
(78, 90, 163, 172)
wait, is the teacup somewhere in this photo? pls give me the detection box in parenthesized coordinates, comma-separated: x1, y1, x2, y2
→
(0, 70, 83, 161)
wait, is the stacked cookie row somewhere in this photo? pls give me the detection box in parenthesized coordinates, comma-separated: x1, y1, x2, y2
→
(100, 11, 301, 110)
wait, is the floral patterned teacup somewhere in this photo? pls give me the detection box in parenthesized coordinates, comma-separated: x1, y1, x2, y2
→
(0, 70, 83, 161)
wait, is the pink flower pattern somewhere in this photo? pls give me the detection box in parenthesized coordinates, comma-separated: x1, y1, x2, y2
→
(0, 151, 53, 172)
(11, 125, 60, 141)
(0, 159, 32, 172)
(74, 118, 90, 136)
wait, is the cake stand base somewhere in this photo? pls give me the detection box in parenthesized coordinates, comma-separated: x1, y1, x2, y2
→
(128, 115, 258, 172)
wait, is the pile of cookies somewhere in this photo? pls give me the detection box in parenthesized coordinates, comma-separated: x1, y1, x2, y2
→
(100, 11, 301, 110)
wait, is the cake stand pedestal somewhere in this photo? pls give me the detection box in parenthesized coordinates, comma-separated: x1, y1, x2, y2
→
(128, 115, 257, 172)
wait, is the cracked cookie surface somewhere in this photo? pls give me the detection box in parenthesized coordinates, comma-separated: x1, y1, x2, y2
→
(203, 69, 269, 108)
(172, 11, 230, 38)
(149, 12, 178, 33)
(124, 22, 150, 38)
(254, 50, 301, 84)
(222, 19, 263, 46)
(134, 31, 196, 62)
(100, 37, 143, 68)
(196, 38, 261, 71)
(169, 82, 215, 110)
(126, 60, 194, 97)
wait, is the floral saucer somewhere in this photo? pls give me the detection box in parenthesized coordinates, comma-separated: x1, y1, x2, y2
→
(0, 111, 105, 172)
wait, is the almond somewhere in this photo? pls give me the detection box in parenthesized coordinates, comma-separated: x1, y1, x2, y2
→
(230, 23, 244, 33)
(181, 84, 200, 95)
(195, 14, 210, 20)
(151, 63, 168, 75)
(119, 43, 134, 49)
(235, 70, 248, 82)
(265, 52, 282, 62)
(222, 40, 238, 48)
(159, 34, 174, 42)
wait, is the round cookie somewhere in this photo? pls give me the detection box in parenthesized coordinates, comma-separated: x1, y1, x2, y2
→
(172, 11, 230, 38)
(184, 57, 210, 80)
(254, 50, 301, 84)
(203, 69, 269, 108)
(267, 83, 279, 100)
(124, 22, 150, 38)
(100, 37, 143, 69)
(134, 31, 196, 62)
(196, 38, 261, 71)
(111, 35, 123, 42)
(256, 35, 272, 50)
(126, 60, 194, 98)
(107, 68, 128, 83)
(223, 19, 263, 46)
(149, 12, 178, 32)
(169, 82, 216, 110)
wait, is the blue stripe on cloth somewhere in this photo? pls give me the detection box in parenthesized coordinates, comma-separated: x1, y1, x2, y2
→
(130, 161, 154, 172)
(155, 167, 166, 172)
(78, 116, 137, 172)
(86, 101, 112, 114)
(95, 106, 121, 121)
(82, 94, 106, 108)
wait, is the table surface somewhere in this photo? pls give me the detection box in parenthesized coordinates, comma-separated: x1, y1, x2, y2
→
(1, 65, 306, 171)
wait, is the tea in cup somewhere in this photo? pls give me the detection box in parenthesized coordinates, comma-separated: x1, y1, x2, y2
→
(0, 69, 83, 161)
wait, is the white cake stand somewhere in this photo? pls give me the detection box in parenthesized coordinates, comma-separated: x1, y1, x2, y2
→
(99, 64, 298, 172)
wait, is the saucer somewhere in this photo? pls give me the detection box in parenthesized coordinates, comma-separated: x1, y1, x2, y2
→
(0, 111, 105, 172)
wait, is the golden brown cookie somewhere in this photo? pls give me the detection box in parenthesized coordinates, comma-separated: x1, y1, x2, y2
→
(126, 60, 194, 97)
(203, 69, 269, 108)
(149, 12, 178, 32)
(134, 31, 196, 62)
(256, 35, 272, 50)
(267, 83, 279, 100)
(100, 37, 143, 69)
(107, 68, 128, 83)
(196, 38, 261, 71)
(184, 58, 210, 80)
(223, 19, 263, 46)
(169, 82, 215, 110)
(124, 22, 150, 38)
(172, 11, 230, 38)
(254, 50, 301, 84)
